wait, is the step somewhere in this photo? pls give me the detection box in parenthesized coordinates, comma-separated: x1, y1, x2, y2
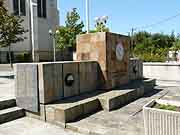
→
(45, 91, 103, 127)
(98, 85, 144, 111)
(0, 107, 25, 124)
(43, 79, 155, 127)
(0, 98, 16, 110)
(143, 78, 156, 94)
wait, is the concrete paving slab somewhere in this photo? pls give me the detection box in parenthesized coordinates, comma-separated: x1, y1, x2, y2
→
(0, 117, 82, 135)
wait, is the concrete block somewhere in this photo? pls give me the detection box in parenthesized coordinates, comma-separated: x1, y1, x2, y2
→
(144, 78, 156, 94)
(129, 58, 143, 81)
(63, 62, 79, 98)
(79, 61, 98, 94)
(46, 104, 83, 124)
(98, 86, 145, 111)
(15, 64, 39, 112)
(38, 63, 63, 104)
(45, 94, 101, 125)
(77, 32, 130, 89)
(82, 99, 100, 115)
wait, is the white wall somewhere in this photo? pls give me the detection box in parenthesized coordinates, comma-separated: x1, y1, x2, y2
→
(1, 0, 59, 62)
(2, 0, 31, 52)
(37, 0, 59, 51)
(143, 63, 180, 86)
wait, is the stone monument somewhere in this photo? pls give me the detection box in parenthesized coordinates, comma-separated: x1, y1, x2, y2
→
(14, 32, 155, 127)
(77, 32, 130, 89)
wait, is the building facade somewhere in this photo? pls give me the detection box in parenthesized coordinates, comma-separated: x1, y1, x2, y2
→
(0, 0, 59, 63)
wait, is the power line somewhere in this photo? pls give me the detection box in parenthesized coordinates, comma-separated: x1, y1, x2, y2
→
(135, 11, 180, 30)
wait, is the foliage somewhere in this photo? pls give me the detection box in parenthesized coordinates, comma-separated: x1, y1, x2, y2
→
(16, 52, 31, 62)
(0, 0, 26, 66)
(171, 39, 180, 52)
(94, 22, 109, 32)
(154, 103, 177, 111)
(56, 8, 84, 50)
(133, 31, 177, 62)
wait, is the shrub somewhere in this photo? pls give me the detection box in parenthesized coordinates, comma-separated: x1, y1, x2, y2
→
(16, 53, 31, 62)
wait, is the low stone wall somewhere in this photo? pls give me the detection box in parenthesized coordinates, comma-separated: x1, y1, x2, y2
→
(15, 61, 98, 112)
(143, 62, 180, 86)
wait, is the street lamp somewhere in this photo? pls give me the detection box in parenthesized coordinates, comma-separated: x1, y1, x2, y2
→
(94, 16, 109, 32)
(49, 29, 59, 62)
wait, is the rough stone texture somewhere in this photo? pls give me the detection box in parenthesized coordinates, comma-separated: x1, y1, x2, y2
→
(79, 61, 98, 94)
(77, 32, 130, 89)
(15, 64, 39, 112)
(129, 58, 143, 80)
(63, 62, 80, 98)
(38, 63, 63, 104)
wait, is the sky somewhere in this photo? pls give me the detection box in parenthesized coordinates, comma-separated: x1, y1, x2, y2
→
(58, 0, 180, 35)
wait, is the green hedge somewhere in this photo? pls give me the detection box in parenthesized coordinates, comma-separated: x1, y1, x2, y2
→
(16, 53, 31, 62)
(137, 53, 166, 62)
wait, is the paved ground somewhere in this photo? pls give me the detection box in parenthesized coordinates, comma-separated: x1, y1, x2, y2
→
(0, 117, 81, 135)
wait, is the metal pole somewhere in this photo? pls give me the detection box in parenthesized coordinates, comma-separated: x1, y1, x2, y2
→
(30, 0, 35, 62)
(53, 36, 56, 62)
(86, 0, 90, 33)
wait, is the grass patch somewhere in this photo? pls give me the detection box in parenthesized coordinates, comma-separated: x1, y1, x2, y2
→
(154, 103, 177, 111)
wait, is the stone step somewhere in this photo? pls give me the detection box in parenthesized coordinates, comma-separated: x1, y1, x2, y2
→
(43, 79, 155, 127)
(98, 86, 144, 111)
(45, 91, 103, 127)
(44, 87, 144, 126)
(0, 98, 16, 110)
(0, 107, 25, 124)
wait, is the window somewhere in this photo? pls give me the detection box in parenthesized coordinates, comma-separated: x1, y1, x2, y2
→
(37, 0, 47, 18)
(13, 0, 26, 16)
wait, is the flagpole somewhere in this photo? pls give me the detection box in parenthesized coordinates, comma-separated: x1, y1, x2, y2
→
(86, 0, 90, 33)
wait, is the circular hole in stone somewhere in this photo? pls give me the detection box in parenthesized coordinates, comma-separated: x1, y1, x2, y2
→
(65, 73, 74, 86)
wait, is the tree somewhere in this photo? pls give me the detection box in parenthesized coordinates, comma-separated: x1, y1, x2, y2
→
(56, 8, 84, 50)
(0, 0, 26, 67)
(94, 22, 109, 32)
(93, 16, 109, 32)
(133, 31, 177, 62)
(171, 40, 180, 52)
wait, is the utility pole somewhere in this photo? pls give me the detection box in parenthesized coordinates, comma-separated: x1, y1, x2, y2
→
(86, 0, 90, 33)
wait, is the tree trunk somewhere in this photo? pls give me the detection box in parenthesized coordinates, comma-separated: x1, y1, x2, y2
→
(8, 46, 13, 69)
